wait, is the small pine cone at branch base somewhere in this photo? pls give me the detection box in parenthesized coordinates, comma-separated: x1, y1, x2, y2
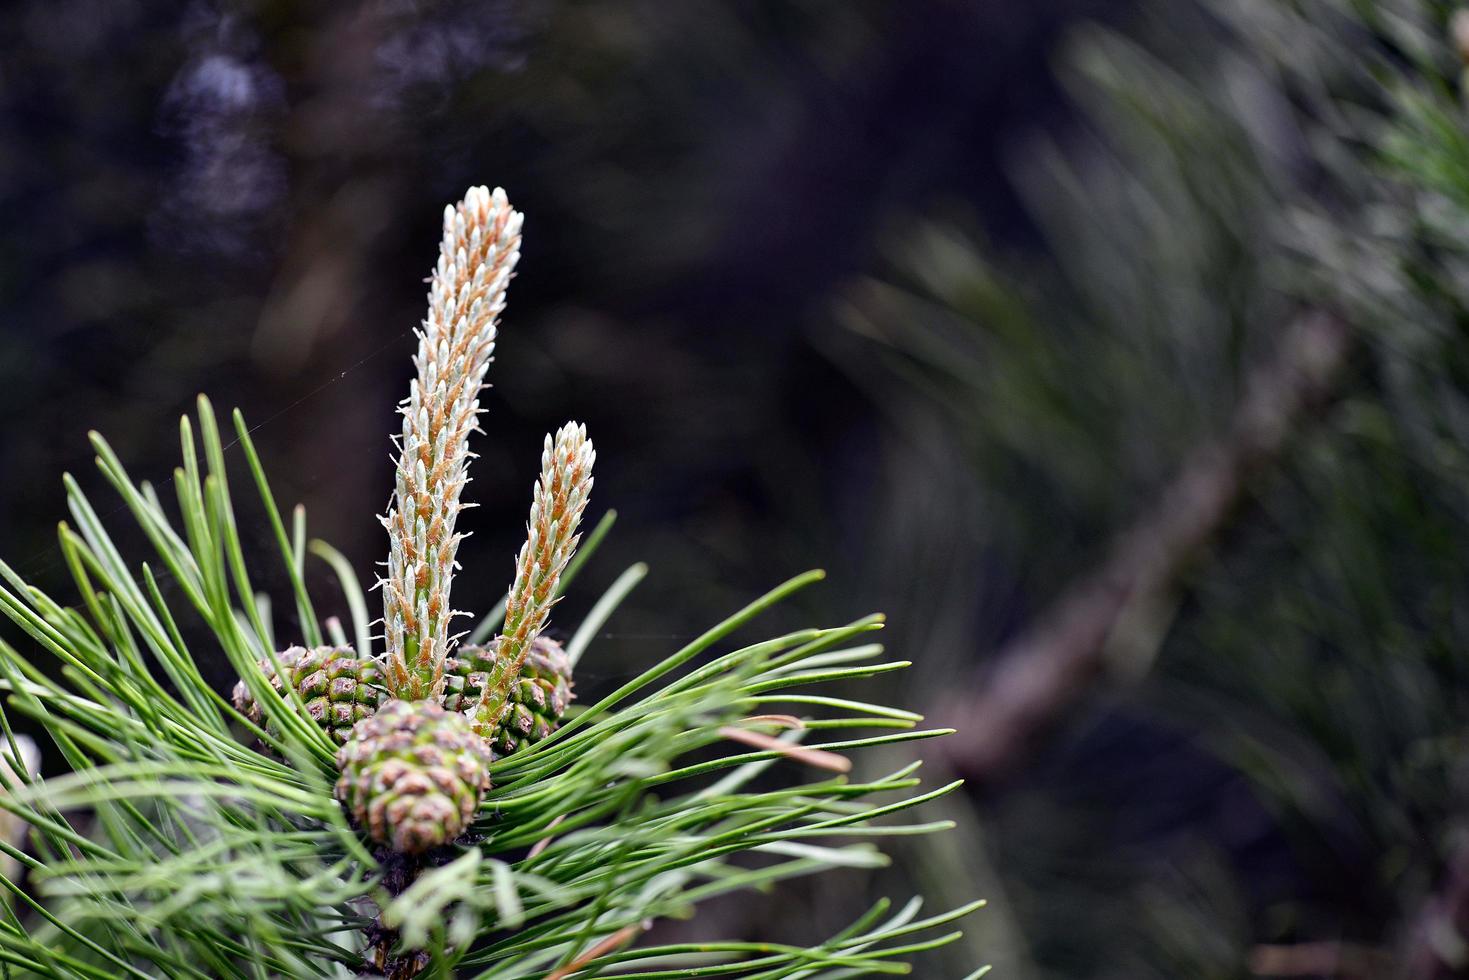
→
(441, 636, 574, 757)
(335, 700, 493, 854)
(231, 645, 384, 746)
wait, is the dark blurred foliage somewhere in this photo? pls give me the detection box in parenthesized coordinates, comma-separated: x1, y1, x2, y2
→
(835, 2, 1469, 976)
(0, 0, 1104, 654)
(7, 0, 1469, 976)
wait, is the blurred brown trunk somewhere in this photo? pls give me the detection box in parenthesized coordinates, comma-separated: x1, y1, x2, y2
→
(937, 310, 1353, 785)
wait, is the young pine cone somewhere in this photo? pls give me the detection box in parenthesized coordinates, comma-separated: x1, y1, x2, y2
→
(334, 700, 493, 854)
(441, 636, 574, 758)
(231, 645, 384, 746)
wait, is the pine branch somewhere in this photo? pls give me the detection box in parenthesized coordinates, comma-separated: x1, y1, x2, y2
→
(0, 187, 972, 977)
(383, 186, 523, 701)
(938, 311, 1352, 784)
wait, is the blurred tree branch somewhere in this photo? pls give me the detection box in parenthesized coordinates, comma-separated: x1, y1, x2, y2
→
(1407, 835, 1469, 979)
(1248, 940, 1391, 978)
(938, 310, 1353, 785)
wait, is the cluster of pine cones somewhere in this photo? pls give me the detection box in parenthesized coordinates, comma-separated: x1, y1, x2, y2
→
(232, 637, 573, 854)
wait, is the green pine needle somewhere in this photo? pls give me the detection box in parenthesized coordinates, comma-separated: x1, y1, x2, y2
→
(0, 400, 982, 977)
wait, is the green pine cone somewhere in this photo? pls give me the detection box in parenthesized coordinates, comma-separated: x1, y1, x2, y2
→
(231, 645, 385, 745)
(441, 636, 574, 757)
(334, 699, 493, 854)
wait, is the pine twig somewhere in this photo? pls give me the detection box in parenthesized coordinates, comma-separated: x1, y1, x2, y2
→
(543, 923, 645, 980)
(717, 726, 853, 774)
(937, 311, 1353, 784)
(383, 186, 523, 700)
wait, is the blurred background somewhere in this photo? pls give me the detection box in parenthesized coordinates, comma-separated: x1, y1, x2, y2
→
(6, 0, 1469, 976)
